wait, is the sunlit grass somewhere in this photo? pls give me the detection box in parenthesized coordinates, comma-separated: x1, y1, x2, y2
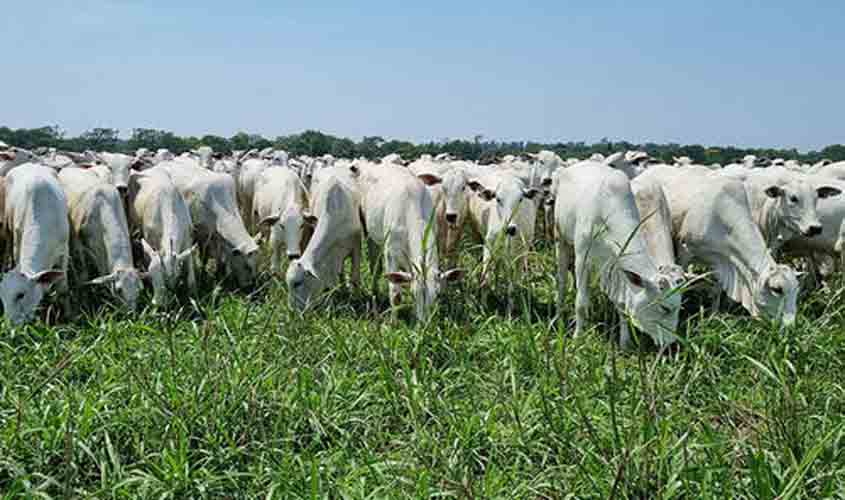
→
(1, 222, 845, 498)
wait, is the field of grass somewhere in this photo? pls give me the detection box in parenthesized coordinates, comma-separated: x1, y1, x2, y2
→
(2, 236, 845, 499)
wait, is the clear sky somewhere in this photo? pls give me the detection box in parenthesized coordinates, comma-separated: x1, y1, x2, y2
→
(3, 1, 844, 150)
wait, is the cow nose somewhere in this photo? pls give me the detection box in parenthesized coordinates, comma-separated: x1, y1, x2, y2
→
(287, 253, 301, 260)
(445, 213, 457, 225)
(505, 225, 517, 237)
(117, 185, 128, 195)
(805, 225, 823, 237)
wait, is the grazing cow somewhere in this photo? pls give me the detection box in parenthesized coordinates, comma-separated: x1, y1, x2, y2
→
(357, 164, 462, 321)
(554, 162, 681, 348)
(287, 166, 362, 309)
(637, 166, 799, 325)
(59, 168, 143, 310)
(0, 164, 69, 324)
(155, 161, 258, 287)
(127, 169, 196, 305)
(253, 167, 313, 272)
(466, 171, 538, 276)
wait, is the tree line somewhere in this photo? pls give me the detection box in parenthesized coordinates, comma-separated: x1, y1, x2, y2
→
(2, 125, 844, 165)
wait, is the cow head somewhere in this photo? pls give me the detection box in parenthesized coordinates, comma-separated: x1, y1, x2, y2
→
(86, 268, 143, 311)
(385, 267, 463, 322)
(763, 179, 840, 238)
(286, 259, 323, 310)
(469, 177, 537, 243)
(141, 239, 195, 305)
(753, 264, 799, 326)
(439, 169, 469, 228)
(227, 240, 259, 288)
(616, 265, 681, 348)
(259, 206, 316, 261)
(0, 270, 65, 325)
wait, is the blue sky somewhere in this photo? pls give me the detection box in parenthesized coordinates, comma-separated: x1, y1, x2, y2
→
(3, 1, 843, 150)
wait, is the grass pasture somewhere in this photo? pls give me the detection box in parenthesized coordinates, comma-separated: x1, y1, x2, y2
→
(2, 234, 845, 499)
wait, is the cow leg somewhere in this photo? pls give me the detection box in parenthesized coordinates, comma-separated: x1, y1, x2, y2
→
(185, 258, 197, 295)
(269, 224, 283, 274)
(57, 251, 71, 315)
(350, 235, 362, 289)
(367, 239, 381, 296)
(573, 246, 591, 337)
(556, 239, 571, 316)
(618, 317, 632, 349)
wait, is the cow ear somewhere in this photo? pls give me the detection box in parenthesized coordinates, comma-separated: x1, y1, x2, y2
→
(523, 188, 538, 199)
(259, 214, 280, 227)
(440, 269, 464, 282)
(764, 186, 784, 198)
(417, 173, 442, 186)
(85, 272, 118, 286)
(385, 271, 413, 285)
(140, 239, 157, 260)
(817, 185, 842, 199)
(466, 180, 483, 192)
(622, 270, 646, 289)
(33, 270, 64, 286)
(177, 245, 197, 262)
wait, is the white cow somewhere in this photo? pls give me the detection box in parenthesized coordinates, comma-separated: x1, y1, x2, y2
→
(59, 168, 143, 310)
(358, 164, 462, 321)
(637, 166, 799, 325)
(0, 148, 37, 176)
(127, 169, 196, 305)
(781, 177, 845, 277)
(287, 166, 362, 309)
(466, 171, 538, 275)
(253, 167, 313, 272)
(733, 167, 840, 250)
(155, 161, 258, 287)
(0, 164, 69, 324)
(555, 162, 681, 348)
(237, 158, 269, 229)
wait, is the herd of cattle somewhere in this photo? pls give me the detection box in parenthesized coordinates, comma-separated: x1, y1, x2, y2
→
(1, 141, 845, 347)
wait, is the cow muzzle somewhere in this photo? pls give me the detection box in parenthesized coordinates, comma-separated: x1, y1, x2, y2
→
(803, 225, 823, 237)
(445, 213, 458, 225)
(505, 224, 517, 237)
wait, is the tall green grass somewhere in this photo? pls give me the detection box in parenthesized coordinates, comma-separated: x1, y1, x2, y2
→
(1, 231, 845, 498)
